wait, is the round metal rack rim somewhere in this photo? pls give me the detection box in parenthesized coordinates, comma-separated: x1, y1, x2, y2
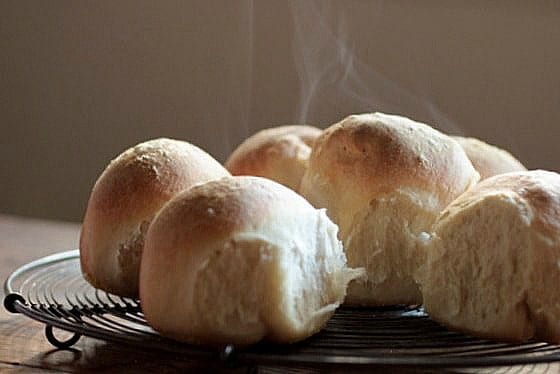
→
(4, 249, 560, 369)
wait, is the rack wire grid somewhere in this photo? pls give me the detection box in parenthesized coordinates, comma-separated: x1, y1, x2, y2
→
(4, 249, 560, 369)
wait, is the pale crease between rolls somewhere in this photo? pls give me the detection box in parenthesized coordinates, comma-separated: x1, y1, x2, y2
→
(80, 138, 230, 297)
(420, 170, 560, 344)
(225, 125, 322, 191)
(300, 112, 480, 306)
(452, 136, 527, 180)
(139, 176, 363, 346)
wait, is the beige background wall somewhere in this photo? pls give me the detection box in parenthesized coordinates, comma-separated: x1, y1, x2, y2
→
(1, 1, 559, 222)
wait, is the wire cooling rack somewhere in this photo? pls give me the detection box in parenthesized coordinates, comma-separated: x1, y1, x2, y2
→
(4, 250, 560, 369)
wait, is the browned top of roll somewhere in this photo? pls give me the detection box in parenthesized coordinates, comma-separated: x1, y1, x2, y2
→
(144, 175, 314, 250)
(83, 138, 228, 225)
(302, 113, 479, 218)
(225, 125, 322, 191)
(452, 136, 527, 180)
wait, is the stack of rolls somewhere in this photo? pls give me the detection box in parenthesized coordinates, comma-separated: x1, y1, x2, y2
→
(81, 112, 560, 346)
(80, 138, 362, 346)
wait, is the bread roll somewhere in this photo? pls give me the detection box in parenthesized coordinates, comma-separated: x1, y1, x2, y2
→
(421, 170, 560, 343)
(80, 138, 229, 297)
(139, 176, 363, 346)
(225, 125, 322, 191)
(453, 136, 526, 180)
(300, 113, 479, 306)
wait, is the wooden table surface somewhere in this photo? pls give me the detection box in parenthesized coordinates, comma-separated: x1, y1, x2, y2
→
(0, 213, 558, 373)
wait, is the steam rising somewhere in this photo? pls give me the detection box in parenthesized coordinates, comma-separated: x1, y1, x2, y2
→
(221, 0, 255, 155)
(289, 1, 463, 134)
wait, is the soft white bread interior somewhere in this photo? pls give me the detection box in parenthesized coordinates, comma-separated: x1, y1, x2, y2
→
(139, 176, 363, 346)
(225, 125, 322, 191)
(300, 113, 479, 306)
(452, 136, 527, 180)
(80, 138, 230, 297)
(420, 170, 560, 344)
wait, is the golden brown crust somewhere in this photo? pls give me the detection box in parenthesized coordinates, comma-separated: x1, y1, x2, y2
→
(452, 136, 526, 180)
(303, 113, 479, 216)
(80, 138, 229, 297)
(225, 125, 322, 190)
(145, 176, 303, 252)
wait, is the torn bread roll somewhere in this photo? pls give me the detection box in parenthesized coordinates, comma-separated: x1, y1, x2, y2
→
(452, 136, 527, 180)
(225, 125, 322, 191)
(300, 113, 479, 306)
(421, 170, 560, 344)
(80, 138, 230, 298)
(139, 176, 363, 346)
